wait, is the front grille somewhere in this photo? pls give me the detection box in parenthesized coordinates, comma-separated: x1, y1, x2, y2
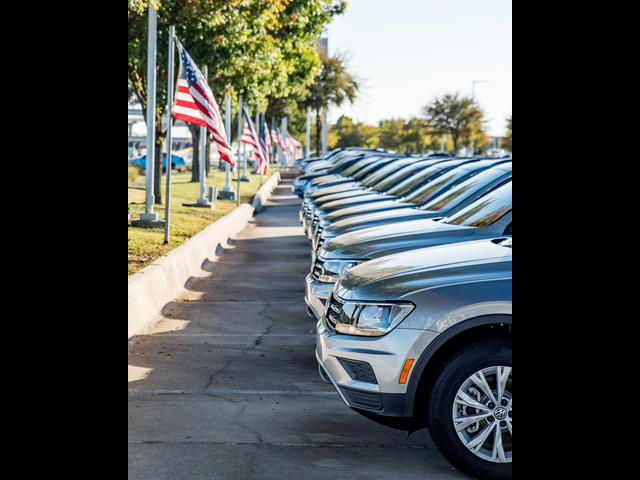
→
(340, 386, 383, 410)
(338, 358, 378, 384)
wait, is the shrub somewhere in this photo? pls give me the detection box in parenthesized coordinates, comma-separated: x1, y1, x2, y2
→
(128, 165, 142, 184)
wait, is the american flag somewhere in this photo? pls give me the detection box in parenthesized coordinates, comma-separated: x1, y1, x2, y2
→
(259, 115, 271, 170)
(270, 128, 280, 145)
(286, 134, 302, 159)
(240, 106, 268, 175)
(172, 38, 236, 168)
(274, 125, 289, 163)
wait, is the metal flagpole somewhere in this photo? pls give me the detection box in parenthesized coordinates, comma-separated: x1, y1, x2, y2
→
(253, 108, 262, 174)
(218, 86, 235, 200)
(322, 107, 328, 157)
(237, 96, 242, 205)
(305, 106, 311, 159)
(240, 104, 250, 182)
(164, 25, 175, 244)
(260, 112, 264, 186)
(282, 117, 288, 166)
(196, 65, 208, 204)
(141, 5, 159, 222)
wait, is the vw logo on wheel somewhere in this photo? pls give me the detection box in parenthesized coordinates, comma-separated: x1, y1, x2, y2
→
(494, 407, 507, 421)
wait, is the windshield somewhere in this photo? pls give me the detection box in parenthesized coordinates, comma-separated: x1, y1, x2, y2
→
(326, 153, 363, 173)
(386, 160, 457, 197)
(446, 181, 512, 228)
(371, 159, 443, 192)
(360, 158, 412, 187)
(351, 157, 395, 180)
(339, 156, 382, 178)
(419, 163, 512, 211)
(403, 168, 476, 205)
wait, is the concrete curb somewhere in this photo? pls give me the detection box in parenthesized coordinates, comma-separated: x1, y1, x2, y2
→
(128, 171, 281, 339)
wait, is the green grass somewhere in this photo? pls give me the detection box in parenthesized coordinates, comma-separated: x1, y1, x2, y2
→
(128, 166, 275, 276)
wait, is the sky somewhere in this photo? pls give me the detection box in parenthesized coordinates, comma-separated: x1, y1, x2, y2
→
(323, 0, 512, 137)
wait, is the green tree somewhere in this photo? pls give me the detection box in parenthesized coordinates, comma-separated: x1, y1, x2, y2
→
(128, 0, 346, 200)
(422, 93, 485, 155)
(332, 115, 378, 148)
(377, 117, 435, 154)
(502, 115, 512, 151)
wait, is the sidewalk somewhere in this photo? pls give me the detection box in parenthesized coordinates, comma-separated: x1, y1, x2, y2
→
(128, 177, 461, 480)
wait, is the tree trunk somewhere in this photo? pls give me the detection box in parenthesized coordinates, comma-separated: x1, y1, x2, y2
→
(188, 123, 200, 182)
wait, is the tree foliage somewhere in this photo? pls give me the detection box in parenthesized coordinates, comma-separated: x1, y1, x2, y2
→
(128, 0, 346, 201)
(332, 115, 378, 149)
(502, 115, 512, 151)
(422, 92, 486, 154)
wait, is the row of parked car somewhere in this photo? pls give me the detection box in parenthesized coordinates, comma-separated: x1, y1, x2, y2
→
(295, 148, 512, 480)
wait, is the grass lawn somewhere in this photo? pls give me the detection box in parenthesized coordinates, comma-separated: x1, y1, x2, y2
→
(128, 165, 275, 276)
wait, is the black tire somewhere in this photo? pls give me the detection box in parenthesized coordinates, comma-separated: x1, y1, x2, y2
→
(427, 338, 512, 480)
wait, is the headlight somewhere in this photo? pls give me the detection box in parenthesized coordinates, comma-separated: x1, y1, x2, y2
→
(314, 259, 362, 283)
(326, 296, 415, 336)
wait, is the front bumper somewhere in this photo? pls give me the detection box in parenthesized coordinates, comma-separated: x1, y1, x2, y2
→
(315, 316, 436, 430)
(305, 274, 333, 320)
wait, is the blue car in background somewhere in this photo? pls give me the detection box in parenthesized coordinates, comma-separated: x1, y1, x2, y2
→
(129, 153, 186, 171)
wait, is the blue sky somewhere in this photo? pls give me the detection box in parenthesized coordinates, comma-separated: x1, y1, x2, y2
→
(323, 0, 512, 137)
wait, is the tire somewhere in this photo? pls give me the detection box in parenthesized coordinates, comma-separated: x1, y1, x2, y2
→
(427, 338, 512, 480)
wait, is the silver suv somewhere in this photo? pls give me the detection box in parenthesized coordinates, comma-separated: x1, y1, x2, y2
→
(316, 237, 512, 480)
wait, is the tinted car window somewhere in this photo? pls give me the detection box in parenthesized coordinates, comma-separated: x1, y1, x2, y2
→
(446, 181, 512, 228)
(370, 160, 437, 192)
(360, 159, 413, 187)
(386, 163, 451, 197)
(420, 164, 512, 211)
(403, 169, 470, 204)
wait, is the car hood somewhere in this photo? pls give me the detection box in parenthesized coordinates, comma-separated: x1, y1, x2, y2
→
(321, 199, 410, 221)
(318, 193, 397, 212)
(319, 218, 476, 260)
(313, 189, 380, 206)
(310, 174, 348, 186)
(325, 207, 440, 235)
(310, 183, 363, 199)
(334, 238, 512, 302)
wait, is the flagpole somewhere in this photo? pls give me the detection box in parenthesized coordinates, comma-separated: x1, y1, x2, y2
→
(305, 106, 311, 159)
(236, 96, 242, 206)
(254, 110, 260, 176)
(240, 105, 250, 182)
(164, 25, 175, 244)
(218, 86, 235, 200)
(281, 117, 288, 166)
(271, 117, 277, 166)
(136, 5, 160, 225)
(260, 112, 265, 187)
(196, 65, 209, 205)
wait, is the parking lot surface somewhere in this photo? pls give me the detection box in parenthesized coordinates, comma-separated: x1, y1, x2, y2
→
(128, 178, 469, 480)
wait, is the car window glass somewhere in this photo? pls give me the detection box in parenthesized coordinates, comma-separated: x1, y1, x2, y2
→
(404, 170, 466, 204)
(352, 157, 390, 179)
(420, 165, 511, 211)
(446, 181, 512, 227)
(386, 165, 445, 197)
(371, 161, 430, 191)
(360, 160, 409, 187)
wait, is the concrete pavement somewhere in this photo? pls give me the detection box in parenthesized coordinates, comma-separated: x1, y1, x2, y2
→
(127, 178, 469, 480)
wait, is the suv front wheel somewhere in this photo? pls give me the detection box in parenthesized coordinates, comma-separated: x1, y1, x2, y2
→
(427, 338, 512, 480)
